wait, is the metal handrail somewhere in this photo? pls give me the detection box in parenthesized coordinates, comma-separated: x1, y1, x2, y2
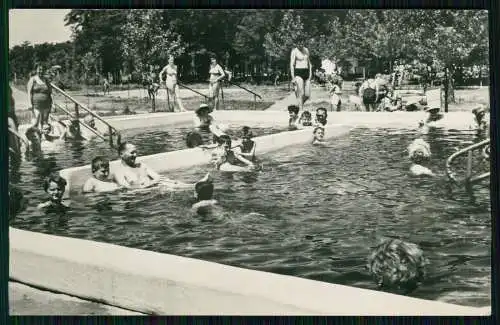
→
(9, 126, 30, 155)
(177, 82, 210, 100)
(50, 82, 120, 147)
(49, 107, 108, 142)
(446, 138, 490, 185)
(224, 80, 262, 100)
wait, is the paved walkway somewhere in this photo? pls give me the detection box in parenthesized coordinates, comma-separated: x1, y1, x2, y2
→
(266, 87, 331, 111)
(9, 282, 145, 315)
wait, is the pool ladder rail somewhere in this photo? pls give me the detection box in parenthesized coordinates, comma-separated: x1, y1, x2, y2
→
(50, 82, 122, 148)
(445, 138, 490, 187)
(8, 125, 29, 155)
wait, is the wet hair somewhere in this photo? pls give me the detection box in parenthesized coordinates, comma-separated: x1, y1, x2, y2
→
(218, 134, 232, 147)
(43, 173, 67, 192)
(195, 181, 214, 201)
(300, 111, 312, 119)
(91, 156, 110, 173)
(242, 126, 253, 138)
(186, 131, 203, 148)
(316, 107, 328, 116)
(288, 105, 300, 115)
(313, 126, 324, 135)
(367, 239, 428, 293)
(117, 141, 131, 155)
(25, 127, 40, 141)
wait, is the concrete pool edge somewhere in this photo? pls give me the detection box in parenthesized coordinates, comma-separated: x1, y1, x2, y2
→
(9, 227, 490, 315)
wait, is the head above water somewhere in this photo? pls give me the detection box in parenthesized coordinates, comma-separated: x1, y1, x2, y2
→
(288, 105, 300, 117)
(316, 107, 328, 123)
(118, 142, 138, 166)
(43, 173, 67, 202)
(186, 131, 203, 148)
(218, 134, 232, 149)
(367, 238, 428, 294)
(41, 123, 52, 135)
(472, 105, 486, 119)
(195, 180, 214, 201)
(313, 126, 325, 140)
(91, 156, 111, 180)
(242, 126, 254, 139)
(196, 103, 212, 116)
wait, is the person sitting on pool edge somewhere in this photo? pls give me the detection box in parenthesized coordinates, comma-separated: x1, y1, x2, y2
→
(112, 141, 205, 190)
(214, 135, 256, 172)
(298, 110, 313, 127)
(288, 105, 300, 130)
(191, 173, 219, 214)
(312, 126, 326, 146)
(37, 173, 70, 212)
(193, 103, 226, 143)
(83, 156, 120, 193)
(314, 107, 328, 127)
(236, 126, 256, 161)
(408, 138, 434, 177)
(367, 238, 429, 294)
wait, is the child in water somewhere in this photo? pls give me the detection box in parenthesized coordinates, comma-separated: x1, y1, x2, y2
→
(191, 173, 218, 214)
(37, 173, 70, 212)
(418, 106, 444, 133)
(214, 135, 255, 172)
(288, 105, 300, 130)
(367, 238, 428, 294)
(408, 138, 434, 177)
(312, 126, 326, 145)
(236, 126, 256, 161)
(83, 156, 120, 193)
(298, 110, 313, 127)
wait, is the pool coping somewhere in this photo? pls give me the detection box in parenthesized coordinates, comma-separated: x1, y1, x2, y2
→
(9, 227, 491, 315)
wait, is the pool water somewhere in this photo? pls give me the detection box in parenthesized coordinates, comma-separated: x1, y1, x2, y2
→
(9, 123, 286, 218)
(10, 127, 491, 307)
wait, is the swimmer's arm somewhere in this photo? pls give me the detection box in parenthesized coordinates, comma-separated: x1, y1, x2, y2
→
(241, 143, 256, 158)
(112, 171, 133, 189)
(193, 117, 202, 128)
(161, 176, 194, 189)
(234, 153, 254, 167)
(82, 179, 95, 193)
(144, 165, 161, 185)
(209, 124, 224, 137)
(37, 201, 51, 209)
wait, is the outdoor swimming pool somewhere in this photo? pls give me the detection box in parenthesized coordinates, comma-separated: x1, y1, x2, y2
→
(9, 123, 286, 212)
(10, 127, 491, 308)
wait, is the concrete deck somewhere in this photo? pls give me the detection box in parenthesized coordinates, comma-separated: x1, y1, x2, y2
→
(9, 282, 144, 315)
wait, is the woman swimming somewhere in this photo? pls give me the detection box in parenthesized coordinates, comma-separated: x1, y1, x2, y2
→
(208, 55, 226, 111)
(192, 103, 225, 145)
(290, 38, 312, 112)
(159, 55, 186, 112)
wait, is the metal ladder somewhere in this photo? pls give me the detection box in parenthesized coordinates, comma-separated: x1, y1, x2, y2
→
(50, 83, 122, 148)
(445, 138, 490, 187)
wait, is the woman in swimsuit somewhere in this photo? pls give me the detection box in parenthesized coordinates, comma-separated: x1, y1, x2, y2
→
(290, 39, 312, 112)
(208, 56, 226, 111)
(192, 103, 225, 145)
(159, 55, 186, 112)
(27, 65, 53, 129)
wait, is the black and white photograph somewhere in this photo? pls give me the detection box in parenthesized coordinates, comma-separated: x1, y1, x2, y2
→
(7, 8, 492, 315)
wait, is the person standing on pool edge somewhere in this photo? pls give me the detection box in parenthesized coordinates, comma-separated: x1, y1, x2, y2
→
(208, 55, 226, 111)
(290, 38, 312, 112)
(27, 65, 54, 129)
(159, 55, 187, 112)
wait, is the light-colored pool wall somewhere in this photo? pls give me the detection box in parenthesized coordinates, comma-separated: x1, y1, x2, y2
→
(10, 227, 490, 315)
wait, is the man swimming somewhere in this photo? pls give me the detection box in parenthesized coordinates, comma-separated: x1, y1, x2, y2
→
(312, 126, 326, 145)
(112, 141, 210, 191)
(408, 138, 434, 177)
(314, 107, 328, 127)
(191, 173, 218, 214)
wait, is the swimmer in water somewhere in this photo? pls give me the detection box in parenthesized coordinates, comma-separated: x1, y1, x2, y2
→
(37, 173, 70, 211)
(418, 106, 443, 132)
(408, 138, 434, 177)
(236, 126, 256, 161)
(312, 126, 326, 145)
(367, 238, 428, 294)
(39, 123, 65, 142)
(314, 107, 328, 127)
(191, 173, 218, 214)
(193, 103, 225, 143)
(288, 105, 300, 130)
(470, 104, 489, 136)
(60, 119, 84, 141)
(83, 156, 120, 193)
(214, 135, 255, 172)
(298, 110, 313, 127)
